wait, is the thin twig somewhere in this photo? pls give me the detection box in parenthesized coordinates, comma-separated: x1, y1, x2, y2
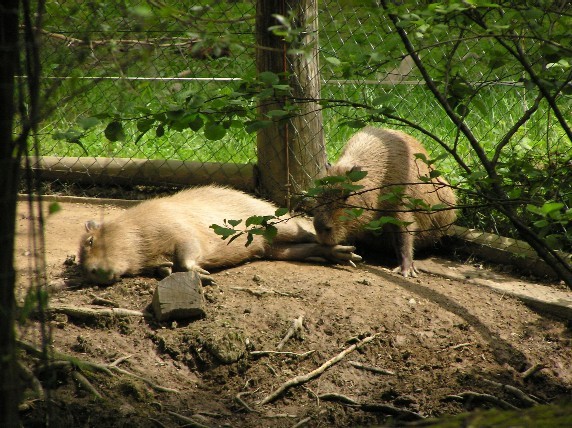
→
(167, 411, 211, 428)
(259, 335, 378, 405)
(437, 342, 473, 353)
(348, 361, 395, 375)
(231, 287, 298, 298)
(291, 416, 313, 428)
(234, 391, 259, 414)
(109, 355, 133, 367)
(522, 363, 546, 380)
(319, 393, 423, 421)
(109, 366, 179, 393)
(447, 391, 519, 410)
(250, 350, 315, 358)
(277, 315, 304, 350)
(480, 378, 539, 407)
(71, 371, 102, 399)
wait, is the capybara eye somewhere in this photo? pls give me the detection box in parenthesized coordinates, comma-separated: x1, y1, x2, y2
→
(87, 236, 94, 246)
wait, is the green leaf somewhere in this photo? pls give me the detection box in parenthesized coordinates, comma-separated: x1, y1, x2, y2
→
(104, 121, 125, 142)
(259, 71, 280, 86)
(227, 219, 242, 227)
(77, 116, 100, 130)
(541, 202, 564, 215)
(188, 116, 204, 131)
(266, 109, 289, 118)
(210, 224, 237, 240)
(325, 56, 341, 66)
(245, 120, 273, 133)
(136, 118, 155, 133)
(275, 208, 289, 217)
(204, 123, 226, 140)
(347, 169, 368, 182)
(263, 225, 278, 243)
(48, 202, 61, 215)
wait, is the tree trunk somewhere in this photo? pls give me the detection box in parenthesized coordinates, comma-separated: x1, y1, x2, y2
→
(0, 0, 23, 425)
(255, 0, 326, 207)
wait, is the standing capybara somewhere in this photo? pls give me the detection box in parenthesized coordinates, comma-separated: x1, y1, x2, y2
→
(79, 185, 361, 284)
(312, 127, 456, 277)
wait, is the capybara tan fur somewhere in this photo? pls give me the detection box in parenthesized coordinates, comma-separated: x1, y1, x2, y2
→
(79, 185, 361, 284)
(312, 127, 456, 277)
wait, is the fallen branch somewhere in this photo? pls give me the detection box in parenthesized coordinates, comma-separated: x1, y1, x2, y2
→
(234, 391, 259, 414)
(109, 366, 179, 393)
(480, 377, 539, 407)
(319, 393, 424, 421)
(230, 286, 298, 298)
(17, 361, 44, 400)
(250, 350, 315, 358)
(259, 334, 378, 405)
(167, 411, 211, 428)
(48, 304, 150, 320)
(446, 391, 518, 410)
(17, 340, 178, 393)
(71, 370, 102, 399)
(291, 415, 313, 428)
(522, 363, 547, 380)
(348, 360, 395, 375)
(277, 315, 305, 350)
(437, 342, 473, 353)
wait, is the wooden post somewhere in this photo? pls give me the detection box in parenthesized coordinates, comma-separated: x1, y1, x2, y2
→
(256, 0, 326, 207)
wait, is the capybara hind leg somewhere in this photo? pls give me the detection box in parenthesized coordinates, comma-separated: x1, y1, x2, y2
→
(268, 243, 362, 264)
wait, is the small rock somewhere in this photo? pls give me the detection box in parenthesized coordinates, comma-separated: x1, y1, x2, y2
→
(152, 271, 206, 322)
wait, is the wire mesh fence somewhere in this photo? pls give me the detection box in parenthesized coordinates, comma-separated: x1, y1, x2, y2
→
(31, 1, 571, 238)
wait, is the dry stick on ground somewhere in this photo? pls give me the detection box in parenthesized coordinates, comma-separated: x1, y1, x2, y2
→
(48, 304, 151, 320)
(167, 411, 212, 428)
(234, 391, 260, 414)
(17, 361, 45, 400)
(318, 393, 424, 421)
(479, 377, 539, 407)
(437, 342, 473, 353)
(17, 340, 178, 394)
(259, 335, 378, 405)
(277, 315, 305, 350)
(348, 360, 395, 375)
(71, 370, 103, 399)
(250, 350, 315, 358)
(446, 391, 519, 410)
(231, 286, 298, 298)
(522, 363, 547, 380)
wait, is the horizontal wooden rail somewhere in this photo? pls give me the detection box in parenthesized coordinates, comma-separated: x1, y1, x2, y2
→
(26, 156, 256, 191)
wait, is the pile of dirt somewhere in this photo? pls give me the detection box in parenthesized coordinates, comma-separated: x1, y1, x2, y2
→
(14, 201, 572, 427)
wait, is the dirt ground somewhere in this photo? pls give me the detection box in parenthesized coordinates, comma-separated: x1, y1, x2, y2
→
(14, 199, 572, 427)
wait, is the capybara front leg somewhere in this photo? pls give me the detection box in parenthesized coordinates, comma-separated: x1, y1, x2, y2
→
(391, 229, 418, 278)
(175, 240, 214, 285)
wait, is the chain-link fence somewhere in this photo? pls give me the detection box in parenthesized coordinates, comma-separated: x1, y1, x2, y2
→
(32, 1, 571, 236)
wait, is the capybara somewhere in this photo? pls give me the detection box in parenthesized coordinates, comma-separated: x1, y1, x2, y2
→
(79, 185, 361, 284)
(312, 127, 456, 277)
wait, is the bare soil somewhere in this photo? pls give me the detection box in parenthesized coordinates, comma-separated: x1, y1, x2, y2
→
(14, 199, 572, 427)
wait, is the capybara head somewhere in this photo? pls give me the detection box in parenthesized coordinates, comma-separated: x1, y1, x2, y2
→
(79, 220, 127, 285)
(312, 165, 364, 246)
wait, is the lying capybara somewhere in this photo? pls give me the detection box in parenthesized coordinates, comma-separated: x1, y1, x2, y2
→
(79, 185, 361, 284)
(312, 127, 457, 277)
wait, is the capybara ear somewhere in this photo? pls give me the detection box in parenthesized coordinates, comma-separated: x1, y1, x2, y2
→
(85, 220, 101, 232)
